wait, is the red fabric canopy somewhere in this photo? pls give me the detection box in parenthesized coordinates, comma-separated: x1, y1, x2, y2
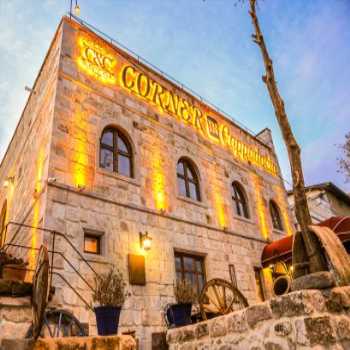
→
(261, 216, 350, 267)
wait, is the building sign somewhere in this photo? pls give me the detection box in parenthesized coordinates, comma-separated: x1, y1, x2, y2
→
(76, 36, 277, 176)
(77, 37, 116, 84)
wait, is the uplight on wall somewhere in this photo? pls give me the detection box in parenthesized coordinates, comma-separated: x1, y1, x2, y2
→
(3, 176, 14, 188)
(139, 232, 152, 251)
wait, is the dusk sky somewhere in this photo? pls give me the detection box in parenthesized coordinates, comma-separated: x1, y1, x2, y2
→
(1, 0, 349, 191)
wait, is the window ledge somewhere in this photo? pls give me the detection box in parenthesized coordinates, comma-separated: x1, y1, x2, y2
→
(97, 169, 141, 187)
(233, 215, 255, 225)
(177, 195, 208, 209)
(81, 253, 109, 264)
(273, 228, 285, 235)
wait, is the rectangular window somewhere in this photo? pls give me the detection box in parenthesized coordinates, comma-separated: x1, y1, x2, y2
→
(175, 252, 206, 295)
(84, 231, 102, 255)
(254, 267, 265, 302)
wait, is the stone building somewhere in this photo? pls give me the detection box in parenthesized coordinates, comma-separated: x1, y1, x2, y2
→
(288, 182, 350, 229)
(0, 16, 294, 349)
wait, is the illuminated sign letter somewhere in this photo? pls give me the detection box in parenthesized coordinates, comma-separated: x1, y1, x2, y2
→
(136, 73, 151, 97)
(121, 65, 136, 90)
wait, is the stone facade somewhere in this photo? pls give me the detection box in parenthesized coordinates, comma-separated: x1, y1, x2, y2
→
(0, 297, 32, 342)
(167, 286, 350, 350)
(1, 335, 136, 350)
(287, 182, 350, 228)
(0, 17, 294, 349)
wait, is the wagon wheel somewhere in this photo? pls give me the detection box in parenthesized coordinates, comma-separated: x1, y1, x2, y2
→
(31, 245, 49, 340)
(199, 278, 248, 320)
(26, 309, 87, 338)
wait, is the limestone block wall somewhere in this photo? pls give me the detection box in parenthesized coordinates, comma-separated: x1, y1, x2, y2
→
(45, 184, 268, 346)
(167, 286, 350, 350)
(0, 297, 32, 342)
(38, 17, 296, 350)
(1, 335, 137, 350)
(0, 20, 63, 265)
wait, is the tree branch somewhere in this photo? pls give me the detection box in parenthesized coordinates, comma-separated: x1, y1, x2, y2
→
(248, 0, 326, 274)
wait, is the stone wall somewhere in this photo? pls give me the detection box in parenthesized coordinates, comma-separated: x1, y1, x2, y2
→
(0, 297, 32, 342)
(1, 335, 136, 350)
(167, 286, 350, 350)
(0, 20, 62, 265)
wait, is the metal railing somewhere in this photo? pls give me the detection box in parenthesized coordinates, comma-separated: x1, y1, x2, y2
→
(1, 221, 99, 310)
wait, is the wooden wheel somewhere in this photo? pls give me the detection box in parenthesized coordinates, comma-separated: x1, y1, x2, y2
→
(32, 245, 49, 340)
(199, 278, 248, 320)
(26, 309, 87, 338)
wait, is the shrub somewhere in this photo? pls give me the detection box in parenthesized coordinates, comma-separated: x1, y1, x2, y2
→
(174, 279, 197, 304)
(92, 268, 127, 307)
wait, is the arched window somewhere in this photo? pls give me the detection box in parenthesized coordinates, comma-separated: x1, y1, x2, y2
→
(269, 200, 283, 231)
(232, 182, 249, 218)
(100, 127, 133, 178)
(177, 158, 201, 201)
(0, 201, 7, 247)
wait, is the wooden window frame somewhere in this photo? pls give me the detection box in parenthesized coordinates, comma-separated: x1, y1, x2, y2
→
(269, 200, 283, 231)
(232, 182, 249, 218)
(254, 266, 266, 302)
(177, 158, 201, 201)
(174, 251, 206, 295)
(0, 201, 7, 248)
(100, 127, 133, 178)
(84, 231, 102, 255)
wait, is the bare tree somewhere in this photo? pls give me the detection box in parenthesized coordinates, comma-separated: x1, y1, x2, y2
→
(339, 132, 350, 182)
(248, 0, 325, 273)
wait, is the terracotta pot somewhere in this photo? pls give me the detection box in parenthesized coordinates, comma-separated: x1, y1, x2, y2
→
(2, 264, 27, 281)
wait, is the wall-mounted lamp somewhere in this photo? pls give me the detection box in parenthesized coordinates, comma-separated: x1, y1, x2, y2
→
(77, 183, 86, 191)
(139, 231, 152, 251)
(3, 176, 14, 188)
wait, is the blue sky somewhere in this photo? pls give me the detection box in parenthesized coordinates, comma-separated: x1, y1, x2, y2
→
(1, 0, 350, 191)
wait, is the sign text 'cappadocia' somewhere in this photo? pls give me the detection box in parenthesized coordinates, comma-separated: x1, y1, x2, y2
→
(76, 36, 277, 176)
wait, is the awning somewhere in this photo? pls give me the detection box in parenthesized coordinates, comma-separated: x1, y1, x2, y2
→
(261, 216, 350, 268)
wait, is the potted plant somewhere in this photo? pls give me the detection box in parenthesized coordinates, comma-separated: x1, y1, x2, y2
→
(92, 267, 127, 336)
(167, 279, 197, 327)
(0, 251, 27, 281)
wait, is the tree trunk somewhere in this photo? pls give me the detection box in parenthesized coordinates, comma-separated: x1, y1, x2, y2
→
(248, 0, 325, 274)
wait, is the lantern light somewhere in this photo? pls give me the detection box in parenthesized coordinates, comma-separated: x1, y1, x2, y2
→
(139, 232, 152, 251)
(74, 1, 80, 16)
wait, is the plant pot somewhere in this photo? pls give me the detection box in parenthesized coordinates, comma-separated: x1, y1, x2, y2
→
(167, 303, 192, 327)
(94, 306, 121, 335)
(1, 264, 27, 281)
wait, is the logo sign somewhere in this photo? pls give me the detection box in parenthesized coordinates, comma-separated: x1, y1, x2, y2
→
(207, 116, 220, 140)
(76, 36, 277, 176)
(77, 37, 116, 84)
